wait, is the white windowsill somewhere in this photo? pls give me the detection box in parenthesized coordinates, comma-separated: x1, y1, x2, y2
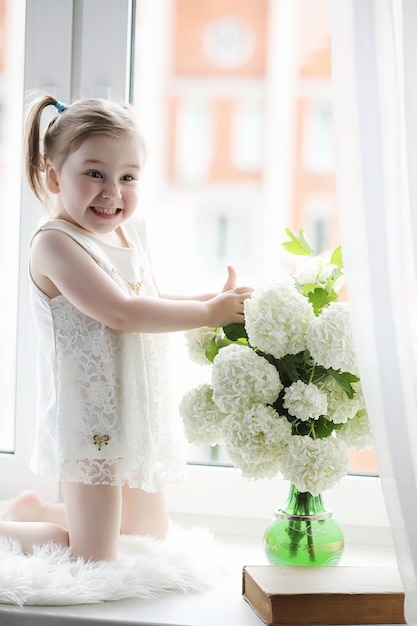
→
(0, 532, 397, 626)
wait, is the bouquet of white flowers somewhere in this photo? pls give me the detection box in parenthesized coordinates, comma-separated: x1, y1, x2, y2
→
(180, 229, 373, 496)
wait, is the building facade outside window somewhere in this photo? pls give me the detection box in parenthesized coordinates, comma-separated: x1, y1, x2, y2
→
(133, 0, 377, 475)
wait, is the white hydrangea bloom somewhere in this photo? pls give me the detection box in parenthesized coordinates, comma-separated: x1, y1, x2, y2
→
(321, 377, 364, 424)
(211, 344, 283, 414)
(184, 326, 224, 365)
(179, 384, 226, 446)
(222, 404, 292, 480)
(283, 380, 328, 421)
(295, 257, 339, 287)
(280, 435, 350, 496)
(306, 302, 358, 374)
(338, 410, 373, 451)
(244, 279, 315, 359)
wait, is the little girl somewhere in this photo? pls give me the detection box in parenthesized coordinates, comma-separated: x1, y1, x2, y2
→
(0, 93, 252, 561)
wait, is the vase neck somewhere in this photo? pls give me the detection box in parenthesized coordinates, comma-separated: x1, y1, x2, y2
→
(279, 484, 331, 518)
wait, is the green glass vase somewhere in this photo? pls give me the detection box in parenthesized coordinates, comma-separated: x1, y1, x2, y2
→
(263, 484, 345, 566)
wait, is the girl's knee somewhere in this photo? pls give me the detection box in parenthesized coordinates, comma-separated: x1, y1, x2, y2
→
(121, 488, 169, 538)
(49, 523, 69, 548)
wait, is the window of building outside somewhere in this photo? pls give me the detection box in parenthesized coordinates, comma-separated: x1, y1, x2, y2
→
(0, 0, 24, 455)
(133, 0, 378, 478)
(174, 98, 213, 183)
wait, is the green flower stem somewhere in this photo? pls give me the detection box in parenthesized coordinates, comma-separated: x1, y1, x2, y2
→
(307, 520, 316, 562)
(310, 422, 317, 440)
(308, 362, 316, 384)
(285, 519, 315, 562)
(287, 520, 304, 556)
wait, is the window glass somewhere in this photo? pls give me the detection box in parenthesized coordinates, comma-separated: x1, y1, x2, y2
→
(231, 98, 263, 171)
(196, 213, 249, 270)
(0, 0, 24, 453)
(132, 0, 377, 476)
(174, 98, 213, 183)
(302, 102, 334, 173)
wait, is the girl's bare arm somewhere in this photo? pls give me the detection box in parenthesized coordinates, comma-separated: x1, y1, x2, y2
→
(30, 230, 252, 333)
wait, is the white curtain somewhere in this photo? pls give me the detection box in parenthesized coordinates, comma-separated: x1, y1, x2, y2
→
(330, 0, 417, 622)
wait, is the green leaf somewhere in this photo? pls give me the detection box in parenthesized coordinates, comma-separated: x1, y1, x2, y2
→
(291, 415, 337, 439)
(274, 351, 309, 384)
(204, 336, 238, 362)
(223, 323, 248, 341)
(299, 282, 319, 296)
(327, 370, 360, 399)
(291, 420, 311, 436)
(205, 337, 220, 363)
(325, 266, 344, 291)
(330, 246, 343, 268)
(279, 355, 300, 383)
(307, 288, 329, 315)
(281, 227, 314, 256)
(312, 416, 337, 439)
(310, 364, 330, 385)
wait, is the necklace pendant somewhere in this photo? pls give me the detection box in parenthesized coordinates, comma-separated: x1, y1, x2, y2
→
(112, 266, 144, 296)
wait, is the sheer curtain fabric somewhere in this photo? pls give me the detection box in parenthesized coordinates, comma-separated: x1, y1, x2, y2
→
(331, 0, 417, 622)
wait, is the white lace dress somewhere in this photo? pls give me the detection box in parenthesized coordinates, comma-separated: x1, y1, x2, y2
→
(29, 216, 186, 491)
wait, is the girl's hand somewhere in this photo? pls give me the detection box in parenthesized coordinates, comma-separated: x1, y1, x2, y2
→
(222, 265, 237, 292)
(205, 285, 253, 327)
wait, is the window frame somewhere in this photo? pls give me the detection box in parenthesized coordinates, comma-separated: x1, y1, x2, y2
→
(0, 0, 391, 547)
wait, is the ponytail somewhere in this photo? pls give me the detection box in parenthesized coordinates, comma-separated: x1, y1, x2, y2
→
(23, 91, 61, 203)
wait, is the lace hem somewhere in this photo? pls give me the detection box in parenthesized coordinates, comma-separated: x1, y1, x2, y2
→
(55, 457, 187, 492)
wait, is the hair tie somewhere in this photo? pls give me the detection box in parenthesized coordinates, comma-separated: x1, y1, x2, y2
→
(54, 100, 67, 113)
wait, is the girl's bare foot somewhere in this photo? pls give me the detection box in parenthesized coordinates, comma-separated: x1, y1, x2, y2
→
(0, 490, 45, 522)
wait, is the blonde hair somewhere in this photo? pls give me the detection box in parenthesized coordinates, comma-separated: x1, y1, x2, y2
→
(24, 91, 146, 204)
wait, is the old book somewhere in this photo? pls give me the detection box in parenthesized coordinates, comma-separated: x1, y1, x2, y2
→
(242, 565, 405, 625)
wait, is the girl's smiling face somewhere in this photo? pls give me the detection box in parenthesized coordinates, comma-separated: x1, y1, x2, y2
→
(46, 133, 142, 239)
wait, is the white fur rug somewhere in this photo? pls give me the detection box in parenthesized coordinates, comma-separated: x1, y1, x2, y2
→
(0, 526, 233, 606)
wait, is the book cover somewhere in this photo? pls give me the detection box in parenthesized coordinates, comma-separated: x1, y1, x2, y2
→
(242, 565, 405, 625)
